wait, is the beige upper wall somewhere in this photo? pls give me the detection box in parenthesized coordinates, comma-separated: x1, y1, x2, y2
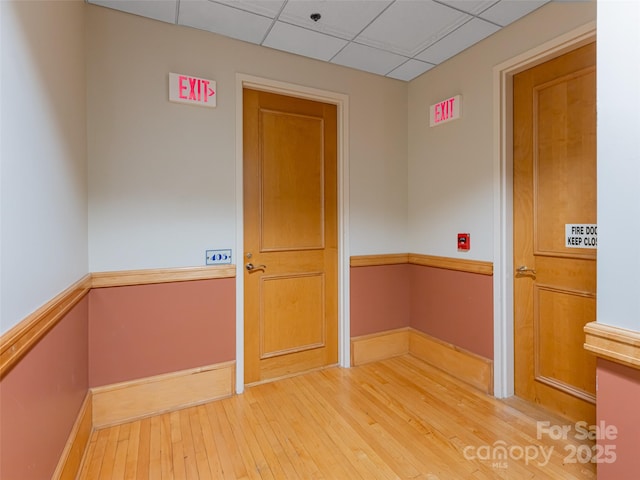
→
(596, 0, 640, 332)
(1, 0, 88, 333)
(87, 5, 408, 271)
(407, 0, 596, 261)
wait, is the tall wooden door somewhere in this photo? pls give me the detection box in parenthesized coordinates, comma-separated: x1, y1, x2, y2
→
(243, 88, 338, 385)
(513, 42, 596, 423)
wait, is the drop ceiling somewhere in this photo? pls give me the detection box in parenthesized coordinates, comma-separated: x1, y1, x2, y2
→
(87, 0, 553, 81)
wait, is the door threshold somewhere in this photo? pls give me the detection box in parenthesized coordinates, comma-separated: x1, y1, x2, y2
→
(244, 363, 340, 389)
(501, 394, 594, 426)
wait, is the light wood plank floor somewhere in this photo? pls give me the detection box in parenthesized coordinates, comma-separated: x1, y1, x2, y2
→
(79, 355, 597, 479)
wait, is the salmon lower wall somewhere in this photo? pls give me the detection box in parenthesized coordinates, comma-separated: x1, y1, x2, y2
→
(0, 298, 89, 480)
(350, 263, 493, 361)
(409, 265, 493, 360)
(89, 278, 235, 387)
(596, 359, 640, 479)
(350, 264, 411, 337)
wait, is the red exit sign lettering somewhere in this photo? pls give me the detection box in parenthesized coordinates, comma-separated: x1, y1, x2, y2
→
(169, 73, 216, 108)
(429, 95, 461, 127)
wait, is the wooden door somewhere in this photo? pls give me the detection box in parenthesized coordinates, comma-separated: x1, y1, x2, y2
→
(513, 42, 596, 423)
(243, 88, 338, 385)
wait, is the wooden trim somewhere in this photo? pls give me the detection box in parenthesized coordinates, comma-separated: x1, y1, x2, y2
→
(350, 254, 410, 267)
(409, 328, 494, 394)
(91, 361, 235, 429)
(351, 328, 410, 366)
(0, 274, 92, 378)
(584, 322, 640, 370)
(408, 254, 493, 275)
(1, 266, 235, 376)
(349, 253, 493, 275)
(52, 392, 93, 480)
(91, 265, 236, 288)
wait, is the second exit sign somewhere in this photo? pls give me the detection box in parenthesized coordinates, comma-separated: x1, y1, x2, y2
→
(430, 95, 461, 127)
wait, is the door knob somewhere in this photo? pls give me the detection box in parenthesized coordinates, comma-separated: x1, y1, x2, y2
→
(516, 265, 536, 274)
(246, 263, 267, 271)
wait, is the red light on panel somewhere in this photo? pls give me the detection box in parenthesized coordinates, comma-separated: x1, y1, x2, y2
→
(458, 233, 470, 251)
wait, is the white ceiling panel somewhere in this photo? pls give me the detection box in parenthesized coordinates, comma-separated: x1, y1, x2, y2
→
(355, 0, 471, 57)
(263, 21, 348, 61)
(277, 0, 392, 40)
(331, 42, 407, 76)
(178, 0, 273, 44)
(387, 59, 435, 81)
(436, 0, 499, 15)
(211, 0, 286, 19)
(479, 0, 550, 27)
(417, 17, 500, 64)
(89, 0, 178, 24)
(89, 0, 561, 81)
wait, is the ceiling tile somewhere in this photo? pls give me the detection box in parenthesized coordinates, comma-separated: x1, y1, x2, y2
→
(416, 17, 500, 64)
(89, 0, 178, 24)
(436, 0, 499, 16)
(178, 0, 273, 44)
(277, 0, 392, 40)
(263, 22, 348, 62)
(211, 0, 285, 19)
(331, 42, 407, 76)
(89, 0, 556, 82)
(355, 0, 471, 57)
(479, 0, 549, 27)
(387, 59, 435, 81)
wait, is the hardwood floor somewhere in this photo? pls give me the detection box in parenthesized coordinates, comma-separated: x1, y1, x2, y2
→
(78, 355, 597, 479)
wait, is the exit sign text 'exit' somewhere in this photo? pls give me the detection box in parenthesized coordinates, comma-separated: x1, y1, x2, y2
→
(429, 95, 461, 127)
(169, 73, 216, 108)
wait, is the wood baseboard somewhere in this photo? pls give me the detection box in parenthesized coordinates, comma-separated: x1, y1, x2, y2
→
(52, 391, 93, 480)
(351, 328, 410, 366)
(351, 328, 493, 394)
(584, 321, 640, 370)
(409, 329, 493, 394)
(91, 361, 235, 429)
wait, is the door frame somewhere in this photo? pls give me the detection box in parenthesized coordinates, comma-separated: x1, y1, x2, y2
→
(492, 22, 596, 398)
(234, 74, 350, 393)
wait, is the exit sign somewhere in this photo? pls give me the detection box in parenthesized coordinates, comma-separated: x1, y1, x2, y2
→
(429, 95, 461, 126)
(169, 73, 216, 108)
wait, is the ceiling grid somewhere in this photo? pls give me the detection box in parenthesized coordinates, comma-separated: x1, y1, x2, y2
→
(88, 0, 555, 81)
